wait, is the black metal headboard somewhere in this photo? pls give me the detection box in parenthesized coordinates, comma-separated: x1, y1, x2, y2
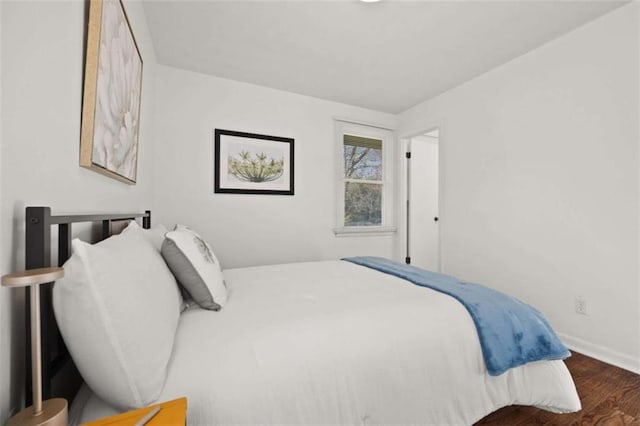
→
(24, 206, 151, 406)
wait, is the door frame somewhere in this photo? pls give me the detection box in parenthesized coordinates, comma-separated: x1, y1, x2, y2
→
(397, 122, 445, 272)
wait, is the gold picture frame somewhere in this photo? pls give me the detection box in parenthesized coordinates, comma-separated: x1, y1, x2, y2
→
(80, 0, 143, 184)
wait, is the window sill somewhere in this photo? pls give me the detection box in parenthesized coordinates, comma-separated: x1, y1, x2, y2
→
(333, 226, 397, 237)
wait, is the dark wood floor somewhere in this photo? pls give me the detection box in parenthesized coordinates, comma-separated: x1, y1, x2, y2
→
(475, 352, 640, 425)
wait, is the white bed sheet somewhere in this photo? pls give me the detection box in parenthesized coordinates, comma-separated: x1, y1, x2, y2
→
(74, 260, 580, 425)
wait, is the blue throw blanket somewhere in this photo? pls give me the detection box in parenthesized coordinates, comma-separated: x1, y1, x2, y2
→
(342, 256, 570, 376)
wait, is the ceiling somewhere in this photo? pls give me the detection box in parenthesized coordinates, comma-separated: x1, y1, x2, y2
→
(142, 0, 626, 114)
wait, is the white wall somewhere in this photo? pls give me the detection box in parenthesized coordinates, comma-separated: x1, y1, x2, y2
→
(398, 4, 640, 372)
(153, 66, 397, 268)
(0, 0, 6, 421)
(637, 2, 640, 369)
(0, 1, 157, 421)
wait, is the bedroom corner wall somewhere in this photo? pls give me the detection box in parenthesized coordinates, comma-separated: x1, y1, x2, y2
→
(152, 66, 397, 269)
(637, 1, 640, 371)
(0, 1, 157, 421)
(0, 0, 6, 422)
(397, 3, 640, 372)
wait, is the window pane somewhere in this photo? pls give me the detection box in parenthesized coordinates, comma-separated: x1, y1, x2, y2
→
(343, 135, 382, 180)
(344, 182, 382, 226)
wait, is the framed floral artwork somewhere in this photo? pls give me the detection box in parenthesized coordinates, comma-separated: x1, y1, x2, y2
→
(214, 129, 295, 195)
(80, 0, 143, 184)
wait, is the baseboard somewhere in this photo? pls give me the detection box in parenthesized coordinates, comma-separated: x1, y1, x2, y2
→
(3, 406, 17, 424)
(558, 332, 640, 374)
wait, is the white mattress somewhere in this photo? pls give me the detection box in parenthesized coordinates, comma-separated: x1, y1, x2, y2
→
(72, 260, 580, 425)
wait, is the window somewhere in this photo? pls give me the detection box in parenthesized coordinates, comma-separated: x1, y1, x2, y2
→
(344, 135, 383, 226)
(335, 120, 395, 235)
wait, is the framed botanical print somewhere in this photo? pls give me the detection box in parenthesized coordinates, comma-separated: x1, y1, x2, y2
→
(214, 129, 294, 195)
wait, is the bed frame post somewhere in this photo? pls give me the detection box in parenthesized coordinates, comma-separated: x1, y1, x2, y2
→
(26, 207, 51, 269)
(25, 207, 52, 406)
(101, 220, 112, 241)
(58, 224, 71, 268)
(143, 210, 151, 229)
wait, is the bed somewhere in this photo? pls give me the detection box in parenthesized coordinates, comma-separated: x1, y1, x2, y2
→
(23, 207, 581, 425)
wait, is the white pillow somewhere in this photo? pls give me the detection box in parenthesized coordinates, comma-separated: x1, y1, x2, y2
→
(161, 226, 227, 310)
(121, 220, 167, 252)
(53, 231, 182, 410)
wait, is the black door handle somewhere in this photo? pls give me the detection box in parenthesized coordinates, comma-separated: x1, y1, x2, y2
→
(434, 217, 439, 222)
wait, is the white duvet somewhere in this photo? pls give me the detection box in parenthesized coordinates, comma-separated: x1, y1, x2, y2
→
(74, 260, 580, 425)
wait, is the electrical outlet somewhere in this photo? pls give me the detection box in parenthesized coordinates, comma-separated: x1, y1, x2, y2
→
(574, 296, 587, 315)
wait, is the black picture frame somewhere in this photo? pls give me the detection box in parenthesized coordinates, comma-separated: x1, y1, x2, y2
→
(214, 129, 295, 195)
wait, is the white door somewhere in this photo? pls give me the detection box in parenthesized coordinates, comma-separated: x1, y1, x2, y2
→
(409, 132, 440, 271)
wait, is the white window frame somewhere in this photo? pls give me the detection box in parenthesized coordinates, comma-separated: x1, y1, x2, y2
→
(333, 119, 396, 236)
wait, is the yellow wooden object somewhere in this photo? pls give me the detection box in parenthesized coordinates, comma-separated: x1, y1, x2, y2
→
(82, 397, 187, 426)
